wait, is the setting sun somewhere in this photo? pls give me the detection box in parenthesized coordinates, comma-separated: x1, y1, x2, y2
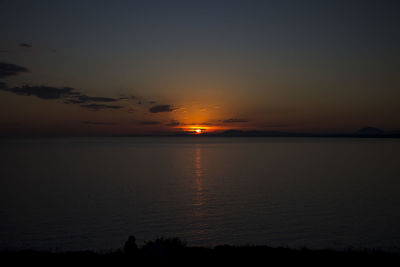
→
(181, 125, 212, 134)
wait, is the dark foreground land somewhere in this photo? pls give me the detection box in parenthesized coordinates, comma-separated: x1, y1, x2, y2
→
(1, 237, 400, 266)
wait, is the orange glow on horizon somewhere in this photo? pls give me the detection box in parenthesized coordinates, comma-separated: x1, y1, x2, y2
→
(184, 125, 209, 134)
(175, 123, 233, 134)
(169, 104, 240, 134)
(181, 125, 215, 134)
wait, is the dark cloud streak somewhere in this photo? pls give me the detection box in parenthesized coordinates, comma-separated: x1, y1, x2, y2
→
(1, 85, 76, 99)
(80, 103, 123, 111)
(19, 43, 32, 48)
(0, 62, 29, 78)
(149, 105, 176, 113)
(65, 95, 118, 104)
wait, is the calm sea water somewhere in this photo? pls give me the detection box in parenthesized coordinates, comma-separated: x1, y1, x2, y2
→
(1, 137, 400, 251)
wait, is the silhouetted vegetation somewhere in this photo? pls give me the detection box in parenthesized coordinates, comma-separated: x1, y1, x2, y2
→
(123, 235, 138, 255)
(140, 237, 187, 262)
(1, 237, 400, 265)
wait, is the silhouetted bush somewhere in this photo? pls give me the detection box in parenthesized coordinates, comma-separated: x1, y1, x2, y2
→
(123, 235, 138, 254)
(141, 237, 187, 259)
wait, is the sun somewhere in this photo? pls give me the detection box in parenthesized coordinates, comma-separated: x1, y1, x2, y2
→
(182, 125, 211, 134)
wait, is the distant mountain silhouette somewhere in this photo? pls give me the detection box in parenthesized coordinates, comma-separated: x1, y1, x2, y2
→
(217, 130, 286, 137)
(213, 130, 314, 137)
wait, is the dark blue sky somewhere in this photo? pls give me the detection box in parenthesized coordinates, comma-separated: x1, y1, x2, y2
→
(1, 0, 399, 135)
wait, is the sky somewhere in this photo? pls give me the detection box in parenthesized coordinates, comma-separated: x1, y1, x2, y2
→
(1, 0, 399, 135)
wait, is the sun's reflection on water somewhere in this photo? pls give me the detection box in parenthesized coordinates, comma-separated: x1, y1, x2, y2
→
(189, 144, 211, 243)
(193, 145, 205, 207)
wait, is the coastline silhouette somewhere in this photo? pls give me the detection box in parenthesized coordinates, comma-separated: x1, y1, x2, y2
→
(1, 236, 399, 264)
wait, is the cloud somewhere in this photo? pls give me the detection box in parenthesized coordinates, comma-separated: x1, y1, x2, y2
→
(1, 82, 126, 111)
(80, 103, 123, 111)
(19, 43, 32, 48)
(119, 95, 150, 105)
(149, 104, 176, 113)
(222, 118, 249, 123)
(183, 122, 216, 126)
(137, 120, 162, 125)
(82, 121, 118, 125)
(0, 61, 139, 114)
(165, 120, 180, 127)
(66, 94, 118, 104)
(120, 95, 154, 106)
(1, 85, 76, 99)
(0, 62, 29, 78)
(0, 61, 181, 116)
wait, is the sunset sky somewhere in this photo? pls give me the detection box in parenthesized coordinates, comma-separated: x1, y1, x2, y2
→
(1, 0, 399, 135)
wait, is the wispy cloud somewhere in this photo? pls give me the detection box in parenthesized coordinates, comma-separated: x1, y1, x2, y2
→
(1, 83, 127, 111)
(66, 95, 118, 104)
(149, 104, 177, 113)
(80, 103, 123, 111)
(1, 85, 76, 99)
(0, 61, 179, 116)
(0, 61, 128, 111)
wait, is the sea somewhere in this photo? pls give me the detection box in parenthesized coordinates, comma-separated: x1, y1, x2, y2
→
(1, 137, 399, 252)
